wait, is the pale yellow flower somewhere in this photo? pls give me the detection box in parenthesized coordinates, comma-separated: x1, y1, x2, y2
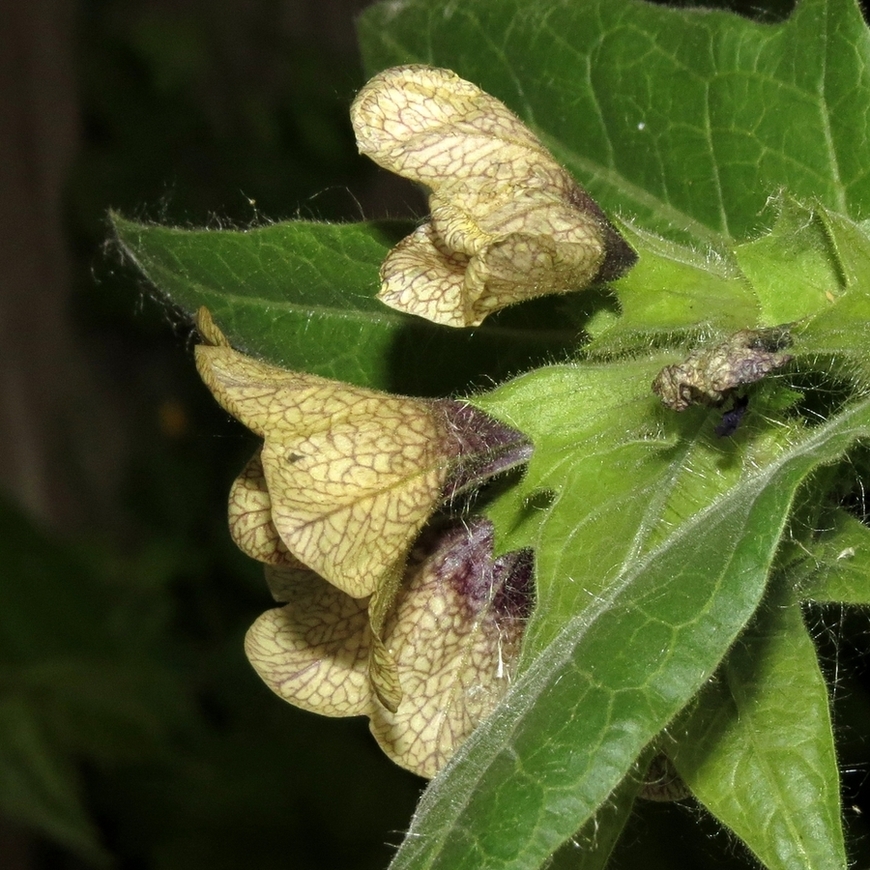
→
(194, 307, 531, 709)
(351, 65, 636, 327)
(245, 519, 534, 778)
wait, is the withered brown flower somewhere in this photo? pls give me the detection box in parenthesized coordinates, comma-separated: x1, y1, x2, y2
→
(653, 326, 794, 412)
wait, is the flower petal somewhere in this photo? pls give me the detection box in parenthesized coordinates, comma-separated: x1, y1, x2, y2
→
(379, 222, 470, 327)
(228, 450, 301, 568)
(245, 567, 372, 717)
(371, 520, 534, 778)
(243, 520, 534, 777)
(351, 65, 557, 191)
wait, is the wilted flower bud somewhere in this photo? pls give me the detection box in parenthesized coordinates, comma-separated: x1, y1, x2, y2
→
(653, 326, 794, 412)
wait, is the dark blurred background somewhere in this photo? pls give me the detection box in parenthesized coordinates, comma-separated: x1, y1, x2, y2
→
(0, 2, 427, 868)
(1, 1, 868, 868)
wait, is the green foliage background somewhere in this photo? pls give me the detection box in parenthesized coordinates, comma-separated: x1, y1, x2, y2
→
(8, 0, 870, 868)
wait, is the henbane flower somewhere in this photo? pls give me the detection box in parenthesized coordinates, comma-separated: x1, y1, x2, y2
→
(351, 65, 637, 327)
(245, 519, 534, 779)
(194, 307, 531, 709)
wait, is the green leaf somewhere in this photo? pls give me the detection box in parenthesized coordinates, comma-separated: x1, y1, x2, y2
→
(388, 377, 870, 870)
(112, 214, 584, 396)
(358, 0, 870, 243)
(592, 221, 756, 346)
(544, 754, 648, 870)
(671, 579, 846, 870)
(792, 507, 870, 604)
(589, 195, 870, 405)
(734, 197, 846, 326)
(794, 206, 870, 382)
